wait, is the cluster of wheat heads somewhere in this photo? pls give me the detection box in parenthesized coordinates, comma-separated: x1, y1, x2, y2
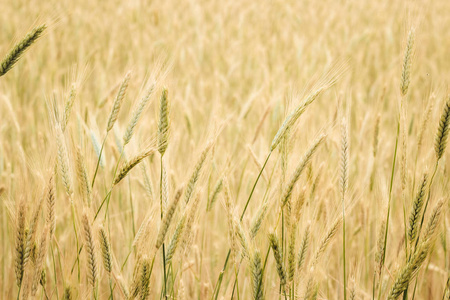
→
(1, 8, 450, 300)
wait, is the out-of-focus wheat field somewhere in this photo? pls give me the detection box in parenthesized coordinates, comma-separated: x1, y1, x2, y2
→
(1, 0, 450, 299)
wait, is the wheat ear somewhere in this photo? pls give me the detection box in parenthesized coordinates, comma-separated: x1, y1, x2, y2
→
(76, 147, 92, 206)
(31, 226, 49, 296)
(157, 88, 170, 156)
(82, 212, 97, 293)
(183, 140, 213, 204)
(297, 224, 310, 271)
(281, 134, 326, 207)
(113, 149, 154, 185)
(408, 173, 428, 245)
(271, 87, 326, 151)
(46, 175, 56, 237)
(107, 71, 131, 132)
(155, 187, 183, 250)
(15, 200, 27, 288)
(98, 225, 112, 274)
(400, 28, 415, 96)
(61, 84, 77, 132)
(123, 84, 155, 146)
(0, 24, 46, 76)
(251, 249, 264, 300)
(435, 96, 450, 160)
(269, 232, 287, 289)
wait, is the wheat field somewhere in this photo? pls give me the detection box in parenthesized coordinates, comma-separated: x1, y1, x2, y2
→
(1, 0, 450, 299)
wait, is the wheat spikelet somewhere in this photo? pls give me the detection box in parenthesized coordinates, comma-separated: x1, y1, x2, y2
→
(340, 119, 349, 203)
(90, 130, 105, 168)
(281, 134, 326, 207)
(373, 114, 380, 157)
(26, 194, 44, 258)
(20, 267, 31, 300)
(251, 249, 264, 300)
(115, 274, 129, 299)
(297, 224, 310, 271)
(82, 212, 97, 292)
(234, 217, 250, 258)
(178, 278, 186, 300)
(31, 226, 49, 296)
(180, 193, 200, 257)
(139, 256, 152, 300)
(61, 84, 77, 132)
(165, 215, 186, 263)
(375, 220, 386, 275)
(132, 211, 154, 249)
(269, 232, 287, 288)
(417, 95, 435, 153)
(15, 200, 27, 287)
(400, 28, 415, 96)
(98, 225, 112, 274)
(0, 24, 46, 76)
(271, 87, 326, 151)
(161, 158, 169, 214)
(408, 173, 428, 245)
(76, 147, 92, 206)
(141, 160, 154, 201)
(157, 88, 170, 156)
(63, 286, 72, 300)
(422, 199, 444, 244)
(56, 126, 73, 197)
(250, 199, 269, 239)
(294, 189, 306, 221)
(400, 111, 408, 192)
(303, 277, 319, 300)
(312, 218, 342, 267)
(123, 84, 155, 146)
(223, 179, 238, 265)
(39, 269, 46, 289)
(183, 140, 213, 204)
(287, 223, 297, 283)
(435, 96, 450, 160)
(114, 149, 154, 185)
(46, 175, 56, 237)
(387, 242, 430, 300)
(207, 177, 223, 211)
(107, 71, 131, 132)
(155, 187, 183, 250)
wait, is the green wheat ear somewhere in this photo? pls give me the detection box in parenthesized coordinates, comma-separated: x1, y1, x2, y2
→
(0, 24, 47, 77)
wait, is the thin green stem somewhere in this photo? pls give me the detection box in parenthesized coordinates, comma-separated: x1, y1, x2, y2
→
(343, 203, 347, 300)
(160, 155, 168, 300)
(16, 284, 21, 300)
(240, 151, 272, 221)
(92, 133, 108, 189)
(109, 277, 114, 300)
(70, 200, 81, 281)
(378, 116, 400, 300)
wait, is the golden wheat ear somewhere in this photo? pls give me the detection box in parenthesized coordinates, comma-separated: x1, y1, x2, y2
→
(0, 24, 46, 77)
